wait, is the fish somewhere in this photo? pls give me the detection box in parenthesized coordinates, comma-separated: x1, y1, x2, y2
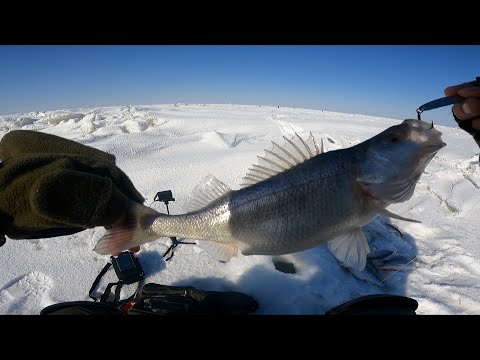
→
(94, 119, 445, 271)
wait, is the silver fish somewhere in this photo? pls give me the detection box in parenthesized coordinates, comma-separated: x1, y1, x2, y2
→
(94, 119, 445, 271)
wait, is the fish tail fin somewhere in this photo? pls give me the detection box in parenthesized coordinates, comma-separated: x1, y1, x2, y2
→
(93, 201, 162, 255)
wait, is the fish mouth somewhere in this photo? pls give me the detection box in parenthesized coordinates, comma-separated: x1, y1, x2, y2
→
(415, 143, 445, 165)
(423, 142, 446, 153)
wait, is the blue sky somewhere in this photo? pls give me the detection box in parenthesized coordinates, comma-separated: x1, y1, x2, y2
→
(1, 45, 478, 127)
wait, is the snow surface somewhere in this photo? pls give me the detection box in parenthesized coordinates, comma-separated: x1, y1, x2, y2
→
(1, 103, 479, 315)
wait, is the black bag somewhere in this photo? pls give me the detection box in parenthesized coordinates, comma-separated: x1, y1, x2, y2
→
(126, 283, 259, 315)
(40, 301, 126, 315)
(324, 294, 418, 316)
(40, 283, 258, 316)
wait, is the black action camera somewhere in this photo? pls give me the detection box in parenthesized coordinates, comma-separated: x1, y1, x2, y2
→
(111, 251, 145, 284)
(154, 190, 175, 216)
(154, 190, 175, 204)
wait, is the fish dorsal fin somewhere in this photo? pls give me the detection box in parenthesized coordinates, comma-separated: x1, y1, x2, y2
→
(240, 132, 323, 188)
(328, 228, 371, 271)
(183, 175, 232, 213)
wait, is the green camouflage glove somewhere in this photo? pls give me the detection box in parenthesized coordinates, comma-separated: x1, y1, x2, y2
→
(0, 130, 145, 243)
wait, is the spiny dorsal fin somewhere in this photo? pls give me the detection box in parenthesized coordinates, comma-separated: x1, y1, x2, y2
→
(183, 175, 232, 213)
(240, 132, 323, 188)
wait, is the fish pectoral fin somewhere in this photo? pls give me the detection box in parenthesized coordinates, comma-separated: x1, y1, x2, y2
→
(183, 175, 232, 213)
(198, 241, 239, 263)
(327, 229, 370, 271)
(358, 177, 417, 204)
(373, 206, 421, 223)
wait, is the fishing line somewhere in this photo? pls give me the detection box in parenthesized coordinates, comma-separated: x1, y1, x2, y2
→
(380, 256, 417, 283)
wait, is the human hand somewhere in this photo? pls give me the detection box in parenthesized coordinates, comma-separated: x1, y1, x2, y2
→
(0, 130, 146, 242)
(444, 80, 480, 132)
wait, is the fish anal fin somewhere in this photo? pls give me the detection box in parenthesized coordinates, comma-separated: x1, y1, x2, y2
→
(327, 229, 370, 271)
(198, 241, 239, 263)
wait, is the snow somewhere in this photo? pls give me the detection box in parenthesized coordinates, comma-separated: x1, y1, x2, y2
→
(0, 104, 479, 315)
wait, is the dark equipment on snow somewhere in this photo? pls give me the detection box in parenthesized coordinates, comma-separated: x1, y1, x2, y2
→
(88, 250, 144, 305)
(111, 251, 145, 284)
(153, 189, 195, 261)
(154, 190, 175, 213)
(325, 294, 418, 315)
(41, 282, 259, 316)
(125, 283, 259, 315)
(45, 243, 258, 316)
(40, 187, 259, 315)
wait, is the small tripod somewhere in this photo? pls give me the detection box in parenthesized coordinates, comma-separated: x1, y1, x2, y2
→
(153, 190, 196, 261)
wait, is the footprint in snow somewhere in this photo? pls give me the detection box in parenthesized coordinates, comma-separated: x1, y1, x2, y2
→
(0, 271, 54, 315)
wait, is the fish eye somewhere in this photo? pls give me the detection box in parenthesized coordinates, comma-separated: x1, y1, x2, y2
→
(388, 134, 400, 143)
